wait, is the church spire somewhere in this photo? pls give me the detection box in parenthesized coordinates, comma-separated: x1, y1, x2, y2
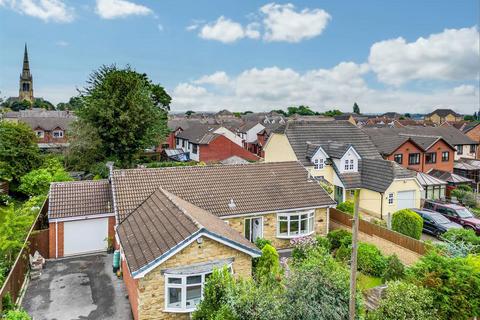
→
(19, 43, 34, 102)
(22, 43, 31, 77)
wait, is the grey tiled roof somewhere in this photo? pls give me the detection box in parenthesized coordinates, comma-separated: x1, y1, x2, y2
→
(428, 169, 473, 184)
(176, 124, 220, 144)
(112, 161, 336, 221)
(48, 180, 113, 219)
(283, 121, 382, 165)
(425, 108, 462, 117)
(117, 188, 259, 273)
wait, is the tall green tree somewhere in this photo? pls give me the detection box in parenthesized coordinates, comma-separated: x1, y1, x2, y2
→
(0, 122, 40, 183)
(353, 102, 360, 114)
(56, 96, 83, 111)
(75, 65, 171, 166)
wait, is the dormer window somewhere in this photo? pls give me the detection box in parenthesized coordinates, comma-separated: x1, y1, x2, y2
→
(35, 130, 44, 138)
(349, 159, 354, 170)
(53, 130, 64, 138)
(314, 158, 324, 170)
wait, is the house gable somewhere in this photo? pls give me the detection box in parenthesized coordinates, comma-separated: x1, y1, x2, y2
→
(339, 146, 361, 173)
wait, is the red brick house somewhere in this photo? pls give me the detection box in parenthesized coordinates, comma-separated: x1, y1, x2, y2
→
(365, 129, 456, 173)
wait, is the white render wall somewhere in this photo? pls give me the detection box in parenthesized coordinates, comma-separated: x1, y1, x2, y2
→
(214, 127, 244, 146)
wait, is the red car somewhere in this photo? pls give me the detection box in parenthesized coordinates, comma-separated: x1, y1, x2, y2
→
(423, 200, 480, 235)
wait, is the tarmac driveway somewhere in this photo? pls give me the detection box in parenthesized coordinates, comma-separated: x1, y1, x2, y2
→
(21, 253, 132, 320)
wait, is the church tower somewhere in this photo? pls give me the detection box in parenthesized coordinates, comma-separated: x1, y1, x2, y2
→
(19, 44, 34, 102)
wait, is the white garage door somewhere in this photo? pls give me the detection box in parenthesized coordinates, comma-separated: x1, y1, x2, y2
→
(397, 190, 416, 210)
(64, 218, 108, 256)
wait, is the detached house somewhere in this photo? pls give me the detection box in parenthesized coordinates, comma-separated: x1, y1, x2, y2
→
(48, 161, 335, 319)
(424, 108, 463, 124)
(263, 121, 422, 219)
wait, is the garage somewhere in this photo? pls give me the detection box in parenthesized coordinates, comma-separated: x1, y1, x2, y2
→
(397, 190, 416, 209)
(64, 218, 109, 256)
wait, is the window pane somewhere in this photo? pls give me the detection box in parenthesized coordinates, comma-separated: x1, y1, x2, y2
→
(301, 214, 308, 219)
(244, 219, 251, 241)
(279, 216, 288, 221)
(279, 221, 288, 235)
(186, 285, 202, 308)
(187, 275, 202, 284)
(168, 278, 182, 284)
(290, 220, 299, 235)
(167, 287, 182, 308)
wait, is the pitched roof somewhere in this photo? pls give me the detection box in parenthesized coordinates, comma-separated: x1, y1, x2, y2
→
(112, 161, 335, 221)
(176, 124, 220, 144)
(425, 108, 462, 118)
(282, 121, 382, 165)
(48, 180, 113, 219)
(416, 172, 447, 186)
(462, 122, 480, 133)
(117, 188, 260, 274)
(364, 127, 476, 147)
(428, 169, 473, 184)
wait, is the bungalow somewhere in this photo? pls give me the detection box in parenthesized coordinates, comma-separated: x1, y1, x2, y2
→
(48, 161, 335, 319)
(263, 121, 422, 220)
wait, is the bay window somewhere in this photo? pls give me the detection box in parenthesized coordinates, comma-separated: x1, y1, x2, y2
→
(277, 210, 315, 238)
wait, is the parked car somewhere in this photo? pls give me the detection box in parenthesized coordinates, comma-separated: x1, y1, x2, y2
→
(423, 200, 480, 235)
(412, 209, 462, 237)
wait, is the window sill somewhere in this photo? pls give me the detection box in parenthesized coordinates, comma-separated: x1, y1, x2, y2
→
(163, 308, 195, 313)
(276, 231, 314, 239)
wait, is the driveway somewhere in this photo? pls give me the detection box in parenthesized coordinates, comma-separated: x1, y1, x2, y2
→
(21, 253, 132, 320)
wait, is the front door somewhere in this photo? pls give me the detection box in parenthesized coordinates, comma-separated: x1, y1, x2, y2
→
(334, 186, 344, 204)
(245, 217, 263, 242)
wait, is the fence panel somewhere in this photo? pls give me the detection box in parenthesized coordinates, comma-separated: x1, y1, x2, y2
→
(330, 208, 426, 255)
(0, 199, 49, 311)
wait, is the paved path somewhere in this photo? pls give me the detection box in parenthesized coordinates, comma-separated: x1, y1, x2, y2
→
(21, 253, 132, 320)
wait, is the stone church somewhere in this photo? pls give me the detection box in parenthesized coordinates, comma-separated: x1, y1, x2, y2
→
(19, 44, 34, 102)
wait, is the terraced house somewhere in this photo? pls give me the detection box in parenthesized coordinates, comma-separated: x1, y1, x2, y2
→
(263, 121, 422, 220)
(48, 161, 335, 319)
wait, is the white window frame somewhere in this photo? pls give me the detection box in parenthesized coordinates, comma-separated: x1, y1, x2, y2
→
(388, 193, 394, 205)
(35, 130, 44, 138)
(164, 265, 233, 313)
(313, 158, 324, 170)
(53, 130, 64, 138)
(276, 210, 315, 238)
(349, 159, 354, 170)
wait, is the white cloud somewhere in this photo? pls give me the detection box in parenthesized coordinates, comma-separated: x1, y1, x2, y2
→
(369, 26, 480, 85)
(157, 23, 163, 31)
(452, 84, 477, 96)
(199, 16, 258, 43)
(55, 40, 69, 47)
(194, 71, 230, 86)
(260, 3, 331, 42)
(95, 0, 152, 19)
(171, 63, 478, 114)
(186, 24, 199, 31)
(0, 0, 74, 23)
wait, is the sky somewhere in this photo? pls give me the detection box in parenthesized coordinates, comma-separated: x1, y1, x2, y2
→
(0, 0, 479, 114)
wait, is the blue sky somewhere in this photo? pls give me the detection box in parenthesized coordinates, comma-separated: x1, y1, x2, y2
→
(0, 0, 479, 113)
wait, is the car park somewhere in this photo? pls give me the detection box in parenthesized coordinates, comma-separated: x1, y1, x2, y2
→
(412, 209, 462, 237)
(423, 200, 480, 235)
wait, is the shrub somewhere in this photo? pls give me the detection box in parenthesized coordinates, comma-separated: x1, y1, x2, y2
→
(461, 192, 476, 207)
(440, 228, 480, 256)
(357, 243, 387, 277)
(441, 228, 480, 246)
(0, 194, 12, 206)
(371, 218, 387, 228)
(1, 293, 15, 313)
(382, 254, 405, 281)
(255, 244, 282, 285)
(391, 209, 423, 240)
(337, 200, 354, 214)
(4, 310, 31, 320)
(457, 184, 473, 193)
(406, 251, 480, 319)
(327, 229, 352, 251)
(335, 244, 351, 263)
(254, 238, 271, 250)
(315, 235, 331, 252)
(367, 281, 437, 320)
(18, 158, 72, 196)
(291, 236, 317, 261)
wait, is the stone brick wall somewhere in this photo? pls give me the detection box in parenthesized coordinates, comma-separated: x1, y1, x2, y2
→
(224, 208, 328, 249)
(137, 237, 252, 320)
(48, 222, 64, 258)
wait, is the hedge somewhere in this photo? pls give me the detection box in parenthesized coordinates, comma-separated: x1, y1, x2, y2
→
(391, 209, 423, 240)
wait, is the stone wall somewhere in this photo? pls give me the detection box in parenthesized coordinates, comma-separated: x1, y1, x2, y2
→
(137, 236, 252, 320)
(224, 208, 328, 249)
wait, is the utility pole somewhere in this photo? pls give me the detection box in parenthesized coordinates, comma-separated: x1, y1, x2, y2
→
(349, 189, 360, 320)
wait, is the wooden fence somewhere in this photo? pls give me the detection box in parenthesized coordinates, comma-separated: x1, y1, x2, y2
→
(0, 199, 49, 311)
(0, 181, 8, 195)
(330, 208, 426, 255)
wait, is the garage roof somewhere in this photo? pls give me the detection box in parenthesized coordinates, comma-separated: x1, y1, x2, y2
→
(48, 180, 113, 219)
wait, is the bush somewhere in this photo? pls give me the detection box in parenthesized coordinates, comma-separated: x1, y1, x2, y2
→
(0, 194, 12, 206)
(357, 243, 387, 277)
(327, 229, 352, 251)
(457, 184, 473, 193)
(337, 200, 354, 214)
(441, 228, 480, 245)
(335, 244, 351, 263)
(440, 228, 480, 256)
(367, 281, 437, 320)
(255, 244, 282, 285)
(18, 158, 72, 196)
(291, 236, 318, 261)
(461, 192, 476, 207)
(391, 209, 423, 240)
(371, 218, 387, 228)
(382, 254, 405, 281)
(315, 235, 331, 252)
(4, 310, 31, 320)
(406, 251, 480, 319)
(254, 238, 271, 250)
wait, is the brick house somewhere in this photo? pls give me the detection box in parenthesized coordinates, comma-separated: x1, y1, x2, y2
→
(364, 130, 456, 173)
(47, 161, 336, 319)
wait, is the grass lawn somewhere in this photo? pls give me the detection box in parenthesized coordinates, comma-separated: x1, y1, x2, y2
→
(357, 273, 383, 292)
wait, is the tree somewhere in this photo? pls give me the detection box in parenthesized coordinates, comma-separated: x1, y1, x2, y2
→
(75, 65, 171, 166)
(0, 121, 40, 183)
(32, 98, 55, 110)
(367, 281, 437, 320)
(56, 96, 83, 111)
(0, 205, 34, 266)
(255, 244, 282, 285)
(287, 105, 316, 116)
(65, 122, 105, 172)
(353, 102, 360, 114)
(404, 113, 411, 118)
(18, 157, 72, 196)
(323, 109, 343, 117)
(185, 110, 196, 116)
(270, 109, 287, 116)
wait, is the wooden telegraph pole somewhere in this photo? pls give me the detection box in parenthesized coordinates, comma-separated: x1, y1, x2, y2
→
(349, 189, 360, 320)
